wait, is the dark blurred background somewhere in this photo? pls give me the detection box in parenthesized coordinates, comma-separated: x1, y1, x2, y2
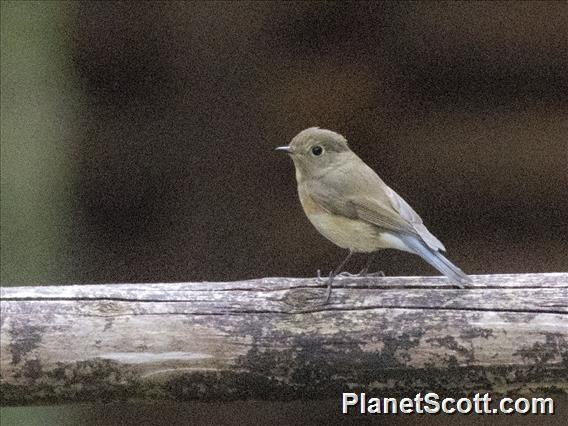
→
(1, 1, 567, 424)
(2, 1, 567, 286)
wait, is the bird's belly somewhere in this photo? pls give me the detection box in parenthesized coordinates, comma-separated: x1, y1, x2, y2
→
(306, 212, 409, 253)
(298, 187, 412, 253)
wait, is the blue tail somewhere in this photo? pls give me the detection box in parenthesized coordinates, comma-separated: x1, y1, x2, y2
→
(402, 236, 472, 287)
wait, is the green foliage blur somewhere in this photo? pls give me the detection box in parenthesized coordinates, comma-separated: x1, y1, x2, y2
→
(1, 1, 78, 285)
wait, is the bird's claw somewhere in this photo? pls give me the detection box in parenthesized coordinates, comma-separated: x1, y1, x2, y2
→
(365, 270, 385, 277)
(318, 268, 385, 280)
(336, 269, 386, 278)
(316, 269, 333, 281)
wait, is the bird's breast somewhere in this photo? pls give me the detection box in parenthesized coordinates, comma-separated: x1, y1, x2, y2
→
(298, 187, 397, 253)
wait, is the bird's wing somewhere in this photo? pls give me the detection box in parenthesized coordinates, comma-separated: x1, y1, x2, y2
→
(308, 159, 446, 252)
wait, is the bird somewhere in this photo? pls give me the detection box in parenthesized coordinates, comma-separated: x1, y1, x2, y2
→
(276, 127, 472, 303)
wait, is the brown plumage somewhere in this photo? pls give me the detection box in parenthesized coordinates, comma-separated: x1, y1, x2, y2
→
(276, 127, 471, 302)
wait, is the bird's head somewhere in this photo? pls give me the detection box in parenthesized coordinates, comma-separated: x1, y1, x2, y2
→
(275, 127, 352, 181)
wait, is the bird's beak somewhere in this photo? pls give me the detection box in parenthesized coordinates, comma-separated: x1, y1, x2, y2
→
(275, 145, 293, 154)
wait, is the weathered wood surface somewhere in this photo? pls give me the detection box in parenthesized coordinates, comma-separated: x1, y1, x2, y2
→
(1, 273, 567, 406)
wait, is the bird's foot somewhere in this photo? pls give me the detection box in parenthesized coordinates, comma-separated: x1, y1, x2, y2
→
(337, 269, 386, 278)
(316, 269, 328, 281)
(363, 270, 386, 278)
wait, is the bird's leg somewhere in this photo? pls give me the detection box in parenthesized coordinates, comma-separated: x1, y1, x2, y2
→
(337, 254, 371, 277)
(324, 249, 354, 304)
(317, 257, 356, 280)
(358, 254, 374, 277)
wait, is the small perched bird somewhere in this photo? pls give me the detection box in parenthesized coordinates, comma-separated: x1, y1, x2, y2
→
(276, 127, 472, 303)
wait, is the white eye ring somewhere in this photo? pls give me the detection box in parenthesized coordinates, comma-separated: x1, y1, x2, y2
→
(311, 145, 324, 156)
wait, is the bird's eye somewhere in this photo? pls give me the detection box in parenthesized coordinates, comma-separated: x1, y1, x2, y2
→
(311, 145, 323, 156)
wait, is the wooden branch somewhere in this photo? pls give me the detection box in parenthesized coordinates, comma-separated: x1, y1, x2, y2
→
(1, 273, 567, 406)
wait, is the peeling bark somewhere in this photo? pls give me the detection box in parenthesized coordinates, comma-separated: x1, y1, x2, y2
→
(1, 273, 567, 405)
